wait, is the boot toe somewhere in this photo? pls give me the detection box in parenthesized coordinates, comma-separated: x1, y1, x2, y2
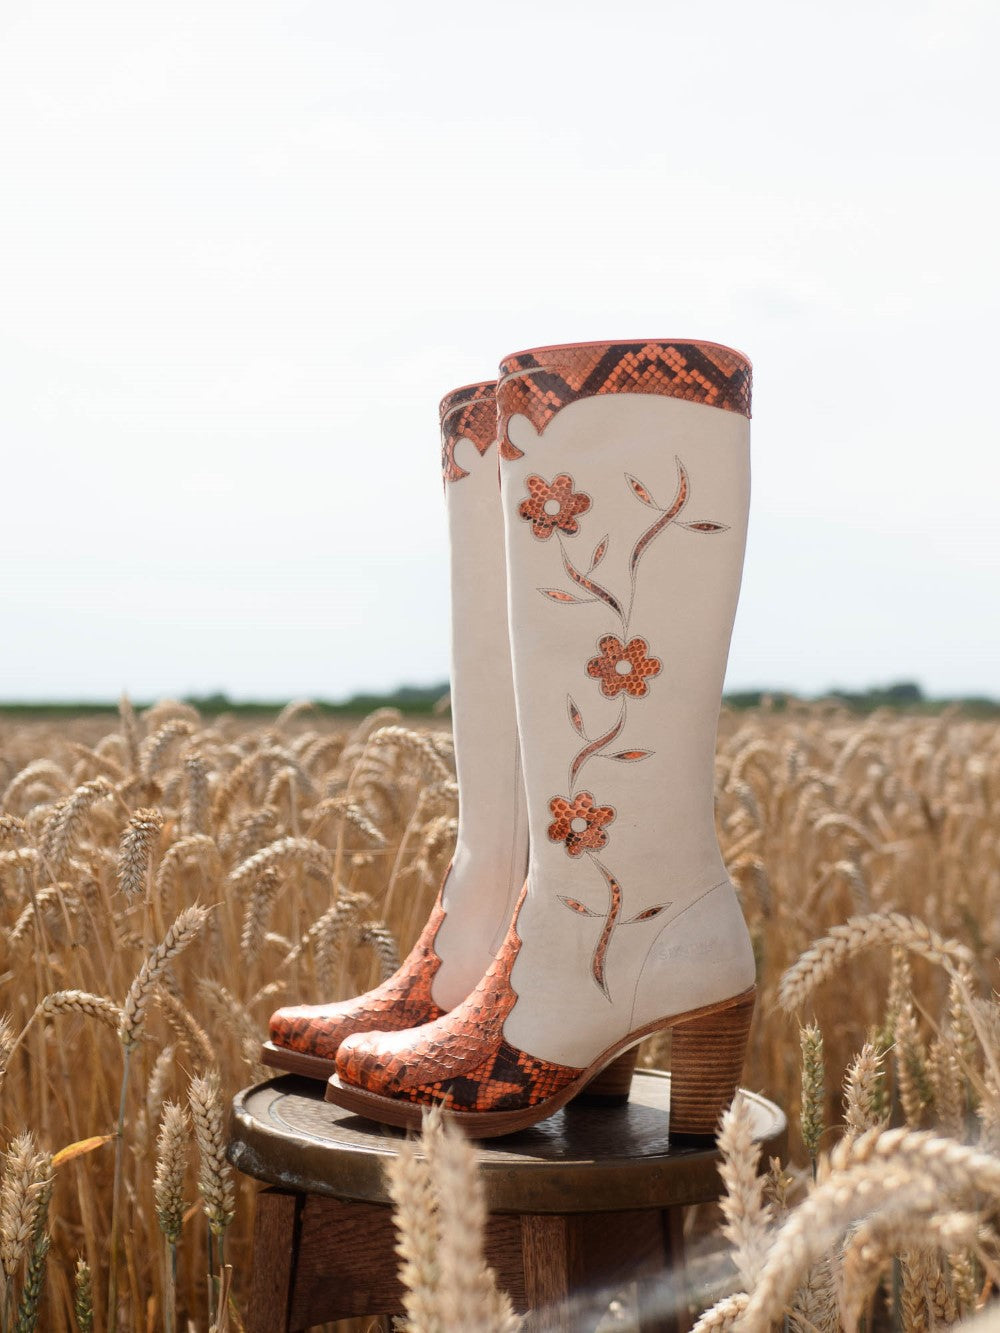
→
(336, 1028, 415, 1097)
(269, 1003, 352, 1061)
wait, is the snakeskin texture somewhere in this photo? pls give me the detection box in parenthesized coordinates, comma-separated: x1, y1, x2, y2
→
(336, 887, 584, 1112)
(268, 899, 447, 1061)
(439, 380, 498, 484)
(497, 339, 752, 459)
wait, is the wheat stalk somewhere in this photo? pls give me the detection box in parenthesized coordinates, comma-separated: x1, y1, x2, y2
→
(188, 1071, 236, 1236)
(12, 1175, 51, 1333)
(228, 836, 333, 889)
(117, 808, 163, 902)
(73, 1258, 93, 1333)
(778, 911, 973, 1013)
(118, 904, 211, 1047)
(799, 1024, 825, 1170)
(423, 1110, 520, 1333)
(0, 1132, 52, 1331)
(189, 1070, 235, 1327)
(385, 1122, 443, 1333)
(843, 1041, 887, 1140)
(689, 1292, 749, 1332)
(716, 1092, 772, 1290)
(153, 1103, 188, 1246)
(42, 778, 114, 878)
(140, 720, 195, 781)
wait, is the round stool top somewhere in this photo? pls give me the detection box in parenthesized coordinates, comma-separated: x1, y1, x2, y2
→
(228, 1073, 786, 1214)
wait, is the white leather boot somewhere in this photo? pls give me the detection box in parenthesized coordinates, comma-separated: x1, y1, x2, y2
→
(329, 341, 756, 1138)
(263, 381, 529, 1078)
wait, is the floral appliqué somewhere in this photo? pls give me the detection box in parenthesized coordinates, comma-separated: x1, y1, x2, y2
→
(547, 792, 615, 857)
(528, 457, 728, 999)
(586, 635, 661, 699)
(518, 474, 591, 540)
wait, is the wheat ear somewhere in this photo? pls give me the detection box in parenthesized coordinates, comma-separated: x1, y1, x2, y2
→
(778, 912, 973, 1013)
(0, 1131, 52, 1330)
(118, 904, 211, 1047)
(843, 1041, 887, 1140)
(384, 1118, 443, 1333)
(716, 1091, 772, 1290)
(189, 1071, 236, 1235)
(117, 808, 163, 902)
(689, 1292, 749, 1332)
(799, 1024, 825, 1171)
(424, 1110, 520, 1333)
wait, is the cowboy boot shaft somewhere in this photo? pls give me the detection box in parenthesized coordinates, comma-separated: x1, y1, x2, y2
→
(430, 382, 530, 1008)
(265, 379, 529, 1072)
(496, 342, 756, 1067)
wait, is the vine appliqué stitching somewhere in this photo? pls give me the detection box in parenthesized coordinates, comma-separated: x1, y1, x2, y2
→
(519, 455, 728, 999)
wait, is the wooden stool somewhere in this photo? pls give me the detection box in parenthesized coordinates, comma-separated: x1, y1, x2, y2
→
(228, 1073, 785, 1332)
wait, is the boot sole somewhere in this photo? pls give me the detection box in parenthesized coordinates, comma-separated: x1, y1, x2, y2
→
(260, 1040, 337, 1081)
(323, 985, 755, 1139)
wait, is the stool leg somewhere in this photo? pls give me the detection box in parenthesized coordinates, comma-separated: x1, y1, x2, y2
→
(247, 1187, 301, 1333)
(520, 1215, 572, 1332)
(634, 1208, 690, 1333)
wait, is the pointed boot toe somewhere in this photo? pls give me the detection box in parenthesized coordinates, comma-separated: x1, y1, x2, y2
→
(260, 899, 449, 1079)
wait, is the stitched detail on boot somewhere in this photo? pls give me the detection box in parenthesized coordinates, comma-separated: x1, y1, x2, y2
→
(626, 877, 733, 1030)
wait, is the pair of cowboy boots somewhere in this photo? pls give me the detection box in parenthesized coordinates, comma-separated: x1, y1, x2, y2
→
(263, 338, 757, 1140)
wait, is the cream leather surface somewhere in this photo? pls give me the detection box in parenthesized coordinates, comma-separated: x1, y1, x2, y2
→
(498, 394, 755, 1065)
(431, 429, 530, 1009)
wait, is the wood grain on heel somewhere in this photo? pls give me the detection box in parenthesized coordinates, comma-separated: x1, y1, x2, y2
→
(669, 987, 755, 1140)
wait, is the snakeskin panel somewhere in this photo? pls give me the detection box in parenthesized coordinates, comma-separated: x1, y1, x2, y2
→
(439, 380, 498, 483)
(268, 898, 447, 1061)
(336, 886, 584, 1112)
(496, 340, 752, 458)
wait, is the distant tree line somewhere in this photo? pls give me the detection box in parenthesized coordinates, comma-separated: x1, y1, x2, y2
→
(1, 680, 998, 718)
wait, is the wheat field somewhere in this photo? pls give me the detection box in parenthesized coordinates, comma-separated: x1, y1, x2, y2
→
(0, 698, 998, 1331)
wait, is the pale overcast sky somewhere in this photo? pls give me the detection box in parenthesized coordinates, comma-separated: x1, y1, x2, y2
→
(2, 0, 998, 702)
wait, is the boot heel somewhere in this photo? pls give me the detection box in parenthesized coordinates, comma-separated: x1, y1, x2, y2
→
(669, 988, 755, 1142)
(572, 1047, 639, 1107)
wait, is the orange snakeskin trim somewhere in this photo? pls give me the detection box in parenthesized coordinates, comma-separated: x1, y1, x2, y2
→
(268, 898, 447, 1061)
(335, 886, 584, 1112)
(496, 339, 752, 459)
(439, 380, 498, 484)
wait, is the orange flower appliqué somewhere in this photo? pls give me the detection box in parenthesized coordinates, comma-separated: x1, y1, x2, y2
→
(547, 791, 615, 857)
(586, 635, 662, 699)
(518, 474, 591, 540)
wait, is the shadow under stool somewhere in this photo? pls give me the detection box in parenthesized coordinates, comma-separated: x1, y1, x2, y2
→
(228, 1071, 785, 1333)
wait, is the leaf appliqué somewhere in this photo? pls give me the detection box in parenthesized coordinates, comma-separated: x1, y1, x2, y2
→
(628, 459, 690, 580)
(569, 705, 626, 788)
(561, 547, 624, 620)
(626, 474, 658, 508)
(625, 902, 671, 924)
(680, 520, 728, 533)
(559, 895, 599, 918)
(540, 588, 588, 604)
(567, 696, 586, 737)
(589, 859, 623, 1000)
(590, 535, 609, 569)
(609, 749, 653, 762)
